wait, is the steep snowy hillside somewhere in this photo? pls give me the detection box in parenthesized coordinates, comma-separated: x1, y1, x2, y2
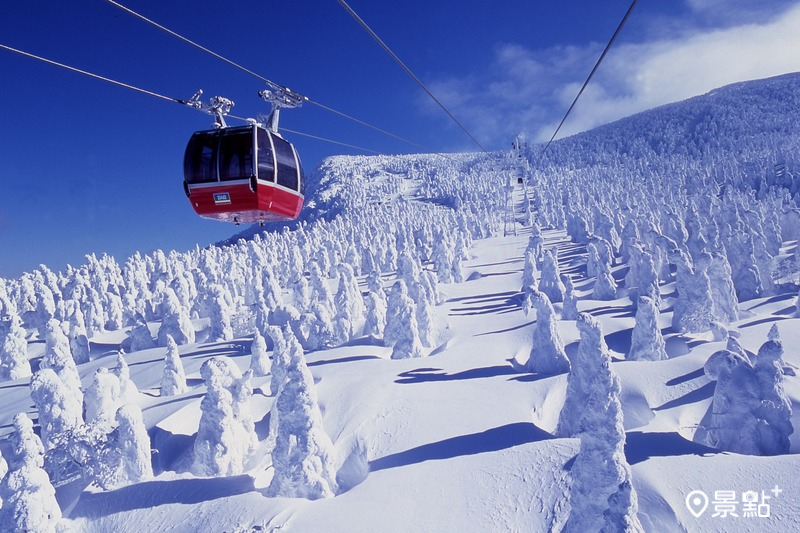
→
(1, 73, 800, 532)
(548, 71, 800, 170)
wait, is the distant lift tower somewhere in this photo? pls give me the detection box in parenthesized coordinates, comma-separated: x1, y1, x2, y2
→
(508, 133, 531, 231)
(511, 132, 530, 185)
(503, 170, 517, 237)
(511, 132, 528, 159)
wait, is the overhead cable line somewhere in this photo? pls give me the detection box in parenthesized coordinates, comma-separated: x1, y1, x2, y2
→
(0, 43, 184, 106)
(336, 0, 487, 153)
(103, 0, 434, 153)
(105, 0, 281, 88)
(304, 99, 430, 152)
(0, 42, 388, 156)
(225, 112, 383, 154)
(537, 0, 639, 163)
(280, 127, 382, 154)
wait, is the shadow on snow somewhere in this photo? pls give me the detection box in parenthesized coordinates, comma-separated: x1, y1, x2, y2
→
(665, 367, 705, 386)
(69, 475, 256, 518)
(745, 292, 797, 312)
(625, 431, 717, 465)
(395, 364, 518, 384)
(370, 422, 552, 472)
(474, 319, 536, 337)
(653, 382, 715, 411)
(308, 355, 382, 367)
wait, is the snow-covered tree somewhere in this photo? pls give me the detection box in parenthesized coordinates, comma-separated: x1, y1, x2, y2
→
(0, 414, 61, 532)
(384, 280, 424, 359)
(32, 277, 56, 339)
(702, 335, 792, 456)
(414, 284, 436, 348)
(361, 248, 377, 278)
(105, 288, 125, 331)
(0, 314, 30, 381)
(83, 287, 107, 337)
(703, 349, 762, 454)
(538, 249, 565, 303)
(308, 261, 335, 316)
(267, 349, 337, 499)
(290, 273, 311, 314)
(267, 326, 292, 397)
(602, 479, 643, 533)
(121, 318, 156, 353)
(432, 233, 455, 284)
(262, 269, 284, 311)
(450, 246, 465, 283)
(562, 313, 643, 533)
(521, 249, 538, 292)
(628, 296, 667, 361)
(593, 208, 621, 254)
(557, 313, 612, 438)
(192, 357, 257, 476)
(249, 328, 271, 377)
(525, 290, 570, 374)
(367, 269, 387, 305)
(725, 230, 762, 301)
(206, 284, 234, 342)
(561, 275, 579, 321)
(66, 303, 90, 364)
(345, 244, 362, 275)
(526, 224, 545, 266)
(767, 323, 780, 342)
(40, 319, 83, 405)
(30, 369, 83, 451)
(299, 302, 336, 351)
(454, 230, 470, 261)
(707, 251, 739, 323)
(753, 232, 775, 296)
(670, 249, 714, 333)
(113, 351, 139, 405)
(646, 228, 676, 283)
(157, 287, 195, 346)
(113, 404, 153, 485)
(333, 277, 357, 346)
(753, 339, 793, 455)
(662, 210, 687, 248)
(9, 412, 45, 470)
(170, 270, 197, 319)
(83, 367, 122, 427)
(726, 335, 751, 364)
(591, 242, 618, 300)
(337, 263, 364, 323)
(315, 247, 333, 279)
(161, 334, 187, 396)
(626, 246, 660, 310)
(363, 289, 387, 339)
(620, 219, 640, 263)
(567, 210, 591, 244)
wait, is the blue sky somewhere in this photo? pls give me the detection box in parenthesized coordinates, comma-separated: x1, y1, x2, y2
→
(1, 0, 799, 278)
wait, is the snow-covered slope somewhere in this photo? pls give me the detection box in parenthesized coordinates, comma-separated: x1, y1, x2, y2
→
(2, 73, 800, 532)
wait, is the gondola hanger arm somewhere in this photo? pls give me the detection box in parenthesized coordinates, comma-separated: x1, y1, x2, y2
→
(184, 89, 235, 128)
(258, 85, 306, 133)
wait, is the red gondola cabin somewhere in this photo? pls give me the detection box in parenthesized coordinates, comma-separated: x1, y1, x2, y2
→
(183, 124, 304, 224)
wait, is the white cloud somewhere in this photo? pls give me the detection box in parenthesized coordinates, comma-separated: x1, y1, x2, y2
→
(424, 2, 800, 149)
(686, 0, 795, 21)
